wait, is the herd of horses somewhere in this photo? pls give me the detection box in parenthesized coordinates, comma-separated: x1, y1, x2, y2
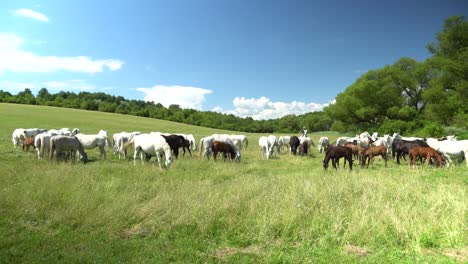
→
(11, 128, 468, 170)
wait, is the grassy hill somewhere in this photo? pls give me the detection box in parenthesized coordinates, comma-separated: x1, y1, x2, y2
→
(0, 103, 466, 263)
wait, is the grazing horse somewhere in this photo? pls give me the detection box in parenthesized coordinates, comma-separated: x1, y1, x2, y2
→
(212, 141, 236, 161)
(344, 142, 362, 160)
(299, 141, 309, 156)
(74, 130, 111, 159)
(200, 136, 215, 160)
(200, 135, 241, 161)
(259, 136, 272, 160)
(289, 136, 300, 155)
(113, 131, 141, 160)
(21, 137, 35, 151)
(299, 136, 314, 153)
(359, 145, 388, 168)
(323, 146, 353, 170)
(161, 134, 191, 159)
(230, 134, 248, 150)
(425, 139, 468, 167)
(394, 140, 429, 164)
(49, 135, 88, 163)
(12, 128, 25, 148)
(112, 132, 140, 156)
(409, 146, 444, 167)
(277, 136, 291, 153)
(267, 135, 278, 156)
(318, 137, 329, 154)
(130, 133, 172, 169)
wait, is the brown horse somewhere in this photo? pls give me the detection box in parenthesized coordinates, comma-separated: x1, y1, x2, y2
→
(409, 146, 444, 167)
(360, 145, 387, 168)
(21, 136, 35, 151)
(212, 141, 236, 161)
(344, 142, 362, 160)
(323, 146, 353, 170)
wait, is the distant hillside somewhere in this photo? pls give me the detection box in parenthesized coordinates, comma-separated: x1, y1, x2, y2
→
(0, 89, 332, 134)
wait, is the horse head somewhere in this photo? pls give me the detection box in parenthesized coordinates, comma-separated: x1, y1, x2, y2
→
(235, 151, 241, 162)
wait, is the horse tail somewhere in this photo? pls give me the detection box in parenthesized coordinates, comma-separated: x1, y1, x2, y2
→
(39, 136, 45, 159)
(244, 137, 248, 148)
(199, 138, 205, 157)
(50, 137, 55, 161)
(122, 138, 134, 152)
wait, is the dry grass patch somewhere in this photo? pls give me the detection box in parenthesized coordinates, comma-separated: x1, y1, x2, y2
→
(344, 245, 371, 257)
(214, 245, 264, 259)
(443, 248, 468, 262)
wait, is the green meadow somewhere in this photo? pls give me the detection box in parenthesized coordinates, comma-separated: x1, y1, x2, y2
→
(0, 103, 466, 263)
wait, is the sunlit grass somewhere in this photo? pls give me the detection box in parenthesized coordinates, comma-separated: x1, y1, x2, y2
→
(0, 103, 466, 263)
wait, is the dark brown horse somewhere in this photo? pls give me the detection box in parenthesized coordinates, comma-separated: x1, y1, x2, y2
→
(212, 141, 236, 161)
(289, 136, 300, 155)
(409, 146, 444, 167)
(161, 135, 191, 159)
(360, 145, 387, 168)
(323, 146, 353, 170)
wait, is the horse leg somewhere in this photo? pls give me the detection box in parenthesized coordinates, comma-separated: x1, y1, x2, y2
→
(383, 153, 387, 167)
(155, 151, 163, 170)
(348, 156, 353, 170)
(332, 158, 338, 170)
(133, 147, 140, 166)
(367, 154, 372, 168)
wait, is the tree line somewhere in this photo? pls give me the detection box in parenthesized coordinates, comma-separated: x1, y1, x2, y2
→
(1, 16, 466, 137)
(0, 88, 332, 134)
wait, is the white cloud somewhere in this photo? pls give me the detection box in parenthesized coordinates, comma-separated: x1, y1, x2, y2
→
(0, 32, 124, 73)
(0, 80, 37, 92)
(221, 96, 332, 120)
(0, 80, 101, 94)
(136, 85, 212, 110)
(14, 9, 50, 22)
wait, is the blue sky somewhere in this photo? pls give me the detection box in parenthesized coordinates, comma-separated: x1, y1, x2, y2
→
(0, 1, 466, 119)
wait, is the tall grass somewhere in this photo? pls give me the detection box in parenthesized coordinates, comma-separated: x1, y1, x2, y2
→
(0, 103, 466, 263)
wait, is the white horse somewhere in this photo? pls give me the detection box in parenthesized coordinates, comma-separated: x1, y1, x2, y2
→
(373, 135, 393, 153)
(277, 136, 291, 153)
(75, 130, 111, 159)
(12, 128, 25, 148)
(267, 135, 278, 156)
(426, 139, 468, 166)
(392, 132, 423, 142)
(230, 134, 248, 150)
(259, 136, 271, 160)
(113, 131, 141, 159)
(318, 137, 329, 154)
(131, 133, 172, 169)
(49, 135, 88, 163)
(23, 128, 47, 138)
(200, 136, 215, 160)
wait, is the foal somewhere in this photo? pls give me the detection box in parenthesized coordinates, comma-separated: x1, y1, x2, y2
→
(409, 146, 444, 167)
(360, 145, 387, 168)
(212, 141, 236, 161)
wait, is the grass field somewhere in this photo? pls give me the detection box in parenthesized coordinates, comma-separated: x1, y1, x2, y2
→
(0, 103, 466, 263)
